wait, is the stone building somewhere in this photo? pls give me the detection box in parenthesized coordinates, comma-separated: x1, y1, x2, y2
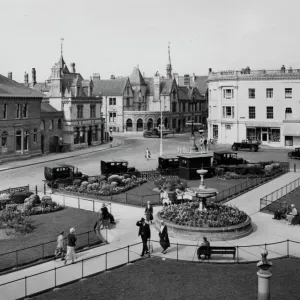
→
(0, 73, 44, 162)
(207, 65, 300, 147)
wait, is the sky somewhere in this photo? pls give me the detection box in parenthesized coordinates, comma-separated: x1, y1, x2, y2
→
(1, 0, 300, 83)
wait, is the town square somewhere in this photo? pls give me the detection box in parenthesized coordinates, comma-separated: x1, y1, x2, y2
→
(1, 0, 300, 299)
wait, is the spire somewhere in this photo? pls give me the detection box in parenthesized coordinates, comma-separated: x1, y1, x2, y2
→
(60, 37, 64, 57)
(166, 42, 172, 79)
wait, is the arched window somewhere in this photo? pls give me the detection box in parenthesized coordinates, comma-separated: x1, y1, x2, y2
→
(126, 119, 133, 131)
(40, 120, 45, 131)
(49, 120, 54, 130)
(136, 119, 143, 132)
(57, 119, 62, 129)
(1, 131, 8, 148)
(16, 130, 22, 151)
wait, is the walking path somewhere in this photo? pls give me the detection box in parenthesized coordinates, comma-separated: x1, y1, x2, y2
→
(1, 171, 300, 299)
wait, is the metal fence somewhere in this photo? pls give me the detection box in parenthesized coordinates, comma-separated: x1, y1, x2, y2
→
(0, 185, 30, 195)
(0, 239, 299, 300)
(260, 177, 300, 211)
(0, 229, 107, 274)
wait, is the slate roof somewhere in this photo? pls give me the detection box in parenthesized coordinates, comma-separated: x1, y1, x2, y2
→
(178, 86, 204, 101)
(177, 75, 207, 94)
(178, 86, 190, 100)
(130, 67, 147, 86)
(93, 78, 129, 96)
(0, 74, 44, 98)
(41, 102, 62, 113)
(144, 77, 175, 96)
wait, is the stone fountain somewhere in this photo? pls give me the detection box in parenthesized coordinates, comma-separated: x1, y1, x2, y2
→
(185, 166, 218, 211)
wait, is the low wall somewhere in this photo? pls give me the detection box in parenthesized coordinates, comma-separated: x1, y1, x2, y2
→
(155, 213, 253, 241)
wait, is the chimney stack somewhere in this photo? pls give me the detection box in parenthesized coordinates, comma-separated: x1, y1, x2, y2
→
(209, 68, 212, 73)
(70, 63, 76, 73)
(24, 72, 29, 84)
(32, 68, 36, 85)
(110, 75, 115, 79)
(93, 73, 100, 80)
(8, 72, 12, 80)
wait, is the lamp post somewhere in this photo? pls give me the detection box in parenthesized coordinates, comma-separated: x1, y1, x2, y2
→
(189, 101, 197, 151)
(160, 96, 163, 156)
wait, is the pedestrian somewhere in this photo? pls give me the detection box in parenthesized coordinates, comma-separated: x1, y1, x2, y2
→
(159, 220, 170, 254)
(172, 129, 175, 137)
(199, 137, 204, 152)
(145, 148, 151, 160)
(54, 231, 65, 261)
(101, 203, 116, 224)
(136, 218, 151, 257)
(64, 228, 77, 265)
(145, 201, 153, 224)
(204, 138, 208, 152)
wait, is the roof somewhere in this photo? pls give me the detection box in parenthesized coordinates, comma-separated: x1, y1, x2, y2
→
(130, 67, 147, 86)
(0, 74, 44, 98)
(41, 102, 60, 113)
(159, 155, 179, 159)
(177, 75, 207, 94)
(144, 77, 175, 96)
(177, 153, 213, 159)
(101, 159, 128, 163)
(93, 78, 129, 96)
(214, 151, 237, 155)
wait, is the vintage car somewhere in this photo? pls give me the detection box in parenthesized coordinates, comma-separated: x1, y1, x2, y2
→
(143, 127, 171, 138)
(288, 148, 300, 159)
(231, 139, 260, 152)
(157, 155, 179, 174)
(101, 159, 137, 176)
(213, 151, 246, 166)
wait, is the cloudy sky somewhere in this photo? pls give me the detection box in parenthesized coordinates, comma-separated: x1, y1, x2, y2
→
(1, 0, 300, 82)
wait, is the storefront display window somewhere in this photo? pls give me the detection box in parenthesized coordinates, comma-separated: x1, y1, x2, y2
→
(246, 128, 256, 140)
(213, 125, 218, 139)
(269, 128, 280, 142)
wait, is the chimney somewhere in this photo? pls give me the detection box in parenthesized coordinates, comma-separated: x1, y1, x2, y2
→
(32, 68, 36, 85)
(8, 72, 12, 80)
(173, 73, 179, 85)
(209, 68, 212, 73)
(93, 73, 100, 80)
(70, 63, 76, 73)
(24, 72, 29, 84)
(110, 75, 115, 79)
(153, 72, 160, 101)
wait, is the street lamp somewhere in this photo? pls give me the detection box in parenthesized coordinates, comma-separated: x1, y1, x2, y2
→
(160, 96, 163, 156)
(189, 100, 198, 151)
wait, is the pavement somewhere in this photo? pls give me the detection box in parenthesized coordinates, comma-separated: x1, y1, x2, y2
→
(1, 170, 300, 299)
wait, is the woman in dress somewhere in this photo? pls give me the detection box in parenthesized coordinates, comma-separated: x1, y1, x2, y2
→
(145, 201, 153, 224)
(287, 204, 298, 225)
(145, 148, 151, 160)
(159, 220, 170, 254)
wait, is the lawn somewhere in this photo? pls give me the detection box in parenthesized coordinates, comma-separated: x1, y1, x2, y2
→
(32, 257, 300, 300)
(0, 208, 101, 272)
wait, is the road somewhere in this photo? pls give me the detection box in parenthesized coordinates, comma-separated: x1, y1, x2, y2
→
(0, 134, 297, 191)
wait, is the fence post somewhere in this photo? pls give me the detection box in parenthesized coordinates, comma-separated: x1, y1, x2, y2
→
(25, 276, 27, 297)
(55, 267, 57, 287)
(42, 243, 45, 260)
(105, 252, 107, 271)
(16, 250, 19, 268)
(63, 195, 65, 206)
(265, 243, 267, 249)
(35, 185, 38, 195)
(294, 164, 296, 172)
(93, 201, 95, 212)
(110, 194, 113, 202)
(142, 196, 144, 206)
(126, 193, 128, 204)
(287, 240, 289, 258)
(78, 198, 80, 209)
(128, 245, 130, 263)
(106, 227, 108, 243)
(82, 259, 84, 278)
(88, 231, 90, 247)
(44, 183, 46, 195)
(236, 246, 239, 263)
(177, 243, 179, 262)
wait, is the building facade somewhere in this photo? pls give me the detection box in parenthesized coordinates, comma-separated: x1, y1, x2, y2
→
(207, 66, 300, 147)
(0, 74, 44, 162)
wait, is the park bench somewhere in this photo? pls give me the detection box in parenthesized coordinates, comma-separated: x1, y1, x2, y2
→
(197, 246, 236, 260)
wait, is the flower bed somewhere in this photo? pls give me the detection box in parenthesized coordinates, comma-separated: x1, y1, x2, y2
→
(62, 174, 147, 196)
(159, 202, 247, 228)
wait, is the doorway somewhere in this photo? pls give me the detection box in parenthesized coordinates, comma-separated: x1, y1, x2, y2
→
(262, 132, 268, 142)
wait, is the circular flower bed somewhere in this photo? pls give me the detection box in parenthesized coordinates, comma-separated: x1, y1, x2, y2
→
(159, 202, 248, 228)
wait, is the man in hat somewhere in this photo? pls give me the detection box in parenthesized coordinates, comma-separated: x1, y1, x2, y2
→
(136, 218, 151, 257)
(54, 231, 65, 261)
(101, 203, 116, 224)
(273, 201, 288, 220)
(64, 228, 77, 265)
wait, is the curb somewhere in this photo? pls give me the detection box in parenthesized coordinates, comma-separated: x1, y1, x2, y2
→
(0, 140, 124, 172)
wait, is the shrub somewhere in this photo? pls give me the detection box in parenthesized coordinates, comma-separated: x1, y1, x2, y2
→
(110, 181, 118, 188)
(87, 184, 93, 191)
(81, 181, 89, 189)
(123, 174, 131, 179)
(0, 193, 10, 201)
(91, 182, 100, 190)
(10, 191, 34, 204)
(98, 175, 107, 182)
(108, 175, 122, 183)
(88, 177, 98, 184)
(73, 179, 82, 187)
(25, 202, 64, 216)
(24, 194, 41, 207)
(5, 204, 18, 211)
(41, 196, 53, 206)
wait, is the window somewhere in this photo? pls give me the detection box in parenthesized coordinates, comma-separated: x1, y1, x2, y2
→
(49, 120, 53, 130)
(269, 128, 280, 142)
(222, 106, 235, 118)
(40, 120, 45, 131)
(266, 106, 273, 119)
(285, 88, 292, 99)
(182, 103, 186, 112)
(126, 98, 130, 107)
(2, 104, 7, 119)
(33, 129, 37, 143)
(249, 106, 256, 119)
(213, 125, 218, 139)
(77, 105, 83, 118)
(16, 130, 22, 151)
(248, 89, 255, 99)
(24, 130, 29, 151)
(74, 128, 80, 144)
(2, 131, 8, 148)
(285, 107, 292, 114)
(57, 119, 62, 129)
(90, 105, 96, 118)
(109, 112, 116, 122)
(22, 104, 28, 118)
(266, 88, 273, 98)
(188, 103, 192, 112)
(109, 98, 116, 105)
(225, 125, 231, 130)
(223, 89, 233, 99)
(172, 102, 177, 112)
(15, 104, 21, 119)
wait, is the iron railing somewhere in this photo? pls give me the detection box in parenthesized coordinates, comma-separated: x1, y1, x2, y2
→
(0, 185, 30, 195)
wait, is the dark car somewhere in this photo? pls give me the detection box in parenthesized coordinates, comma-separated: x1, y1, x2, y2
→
(101, 159, 136, 176)
(231, 139, 260, 152)
(213, 151, 246, 166)
(288, 148, 300, 159)
(157, 155, 179, 174)
(143, 127, 170, 138)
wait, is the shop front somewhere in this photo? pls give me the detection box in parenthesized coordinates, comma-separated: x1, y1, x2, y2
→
(283, 122, 300, 147)
(246, 126, 281, 144)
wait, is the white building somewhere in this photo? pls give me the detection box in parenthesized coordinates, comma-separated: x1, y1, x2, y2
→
(207, 66, 300, 147)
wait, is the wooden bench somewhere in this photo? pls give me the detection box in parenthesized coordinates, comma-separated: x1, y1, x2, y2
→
(197, 246, 236, 260)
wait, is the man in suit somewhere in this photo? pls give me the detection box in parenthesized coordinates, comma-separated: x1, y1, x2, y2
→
(273, 201, 288, 220)
(136, 218, 151, 257)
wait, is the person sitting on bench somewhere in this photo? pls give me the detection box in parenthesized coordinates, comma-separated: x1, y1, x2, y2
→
(287, 204, 298, 226)
(160, 188, 171, 206)
(197, 237, 211, 259)
(101, 204, 116, 224)
(273, 201, 288, 220)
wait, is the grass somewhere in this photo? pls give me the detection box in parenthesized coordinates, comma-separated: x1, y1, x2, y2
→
(32, 257, 300, 300)
(0, 208, 101, 272)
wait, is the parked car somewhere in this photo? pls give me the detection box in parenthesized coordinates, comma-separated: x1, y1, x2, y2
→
(143, 127, 171, 138)
(213, 151, 246, 166)
(288, 148, 300, 159)
(101, 159, 137, 176)
(157, 155, 179, 174)
(231, 139, 260, 152)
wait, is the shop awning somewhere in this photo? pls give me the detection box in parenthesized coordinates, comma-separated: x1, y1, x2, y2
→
(283, 123, 300, 136)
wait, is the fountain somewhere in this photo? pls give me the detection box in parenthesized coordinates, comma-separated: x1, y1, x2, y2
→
(185, 166, 218, 211)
